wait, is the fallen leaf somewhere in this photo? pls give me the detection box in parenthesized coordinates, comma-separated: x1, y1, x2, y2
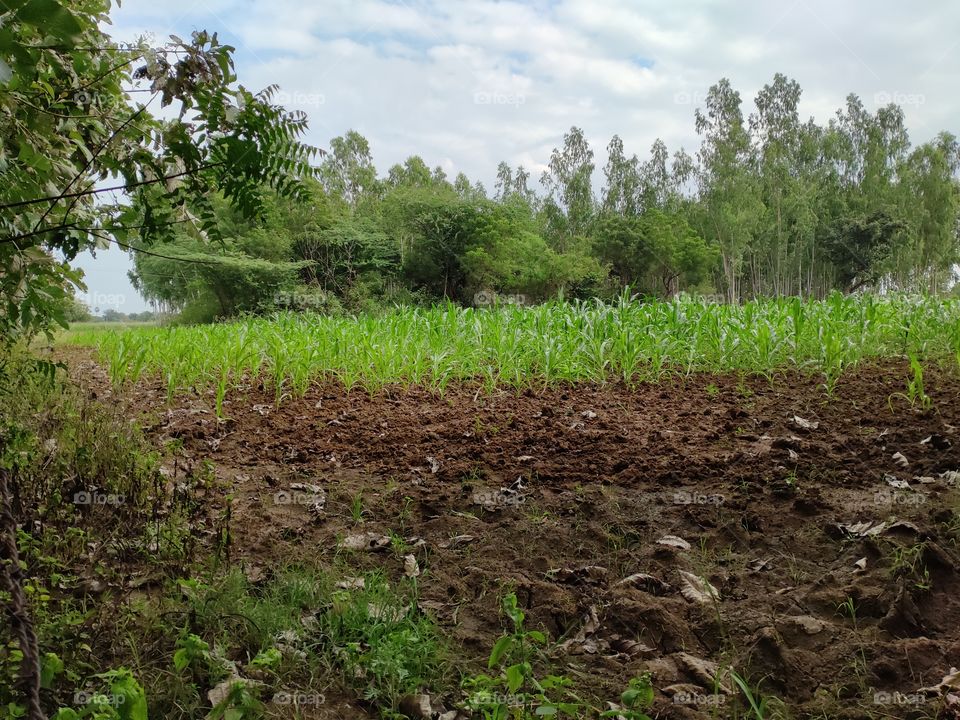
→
(941, 470, 960, 485)
(791, 415, 819, 430)
(338, 532, 390, 551)
(837, 521, 886, 537)
(403, 554, 421, 578)
(558, 605, 601, 652)
(677, 652, 731, 693)
(438, 535, 475, 549)
(614, 572, 672, 594)
(368, 603, 409, 622)
(290, 482, 323, 494)
(208, 677, 262, 708)
(607, 636, 655, 657)
(790, 615, 825, 635)
(919, 667, 960, 696)
(884, 520, 922, 536)
(678, 571, 720, 604)
(335, 577, 365, 590)
(892, 452, 909, 468)
(657, 535, 692, 551)
(884, 474, 910, 489)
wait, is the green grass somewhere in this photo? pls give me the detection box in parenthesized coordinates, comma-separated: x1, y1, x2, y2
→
(66, 293, 960, 401)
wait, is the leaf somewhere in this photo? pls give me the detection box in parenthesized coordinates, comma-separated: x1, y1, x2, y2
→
(50, 710, 80, 720)
(403, 554, 421, 578)
(679, 570, 720, 604)
(791, 415, 819, 430)
(106, 670, 148, 720)
(488, 636, 513, 668)
(656, 535, 692, 550)
(505, 663, 525, 693)
(16, 0, 83, 41)
(173, 648, 190, 671)
(40, 652, 64, 688)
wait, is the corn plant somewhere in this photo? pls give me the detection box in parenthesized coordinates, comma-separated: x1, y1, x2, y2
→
(66, 293, 960, 404)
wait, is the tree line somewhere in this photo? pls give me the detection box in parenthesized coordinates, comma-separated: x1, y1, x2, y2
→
(129, 73, 959, 320)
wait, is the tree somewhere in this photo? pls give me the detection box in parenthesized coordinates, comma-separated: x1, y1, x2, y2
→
(0, 0, 321, 340)
(319, 130, 379, 208)
(594, 211, 717, 296)
(540, 126, 595, 247)
(823, 208, 906, 292)
(693, 79, 764, 301)
(602, 135, 640, 216)
(386, 156, 434, 189)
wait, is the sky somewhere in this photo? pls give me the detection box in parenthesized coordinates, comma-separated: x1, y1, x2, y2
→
(76, 0, 960, 314)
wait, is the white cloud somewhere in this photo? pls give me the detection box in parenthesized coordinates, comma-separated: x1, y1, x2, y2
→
(105, 0, 960, 194)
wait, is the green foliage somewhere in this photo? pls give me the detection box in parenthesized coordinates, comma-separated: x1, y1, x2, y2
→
(71, 293, 960, 398)
(0, 1, 320, 340)
(728, 670, 788, 720)
(464, 593, 581, 719)
(165, 567, 441, 712)
(823, 208, 906, 292)
(594, 210, 718, 295)
(600, 675, 654, 720)
(46, 668, 148, 720)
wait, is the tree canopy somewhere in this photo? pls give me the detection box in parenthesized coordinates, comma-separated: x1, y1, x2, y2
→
(0, 0, 320, 338)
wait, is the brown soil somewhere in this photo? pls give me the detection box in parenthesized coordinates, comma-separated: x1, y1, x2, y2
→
(64, 349, 960, 719)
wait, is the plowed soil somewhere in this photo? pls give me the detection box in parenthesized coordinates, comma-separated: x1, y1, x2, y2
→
(66, 350, 960, 719)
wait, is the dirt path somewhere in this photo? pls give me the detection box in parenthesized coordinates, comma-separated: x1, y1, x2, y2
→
(66, 349, 960, 719)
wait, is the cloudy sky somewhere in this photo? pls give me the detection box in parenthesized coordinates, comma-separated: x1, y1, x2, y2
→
(78, 0, 960, 313)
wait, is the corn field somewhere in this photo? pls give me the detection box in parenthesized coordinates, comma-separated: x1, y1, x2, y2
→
(68, 294, 960, 403)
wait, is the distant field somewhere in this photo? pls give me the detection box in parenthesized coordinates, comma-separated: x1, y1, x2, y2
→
(66, 294, 960, 404)
(58, 320, 158, 336)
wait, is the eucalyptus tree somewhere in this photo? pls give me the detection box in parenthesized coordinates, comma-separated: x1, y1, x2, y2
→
(540, 126, 596, 249)
(319, 130, 380, 208)
(601, 134, 641, 216)
(747, 73, 820, 296)
(693, 79, 764, 301)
